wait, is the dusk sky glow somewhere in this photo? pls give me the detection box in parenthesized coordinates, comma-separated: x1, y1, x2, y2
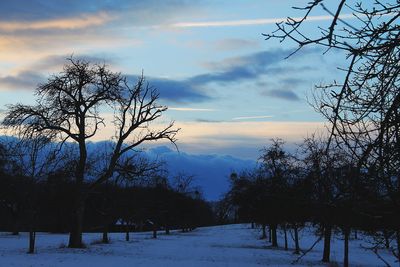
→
(0, 3, 398, 262)
(0, 0, 355, 161)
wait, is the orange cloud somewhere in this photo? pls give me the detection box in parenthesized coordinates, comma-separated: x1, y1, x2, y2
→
(0, 34, 141, 75)
(176, 121, 326, 146)
(69, 119, 326, 146)
(0, 12, 114, 32)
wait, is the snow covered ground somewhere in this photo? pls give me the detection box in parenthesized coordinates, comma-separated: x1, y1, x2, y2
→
(0, 224, 397, 266)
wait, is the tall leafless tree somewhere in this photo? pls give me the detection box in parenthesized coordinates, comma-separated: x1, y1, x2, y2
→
(2, 58, 179, 248)
(264, 0, 400, 160)
(266, 1, 400, 262)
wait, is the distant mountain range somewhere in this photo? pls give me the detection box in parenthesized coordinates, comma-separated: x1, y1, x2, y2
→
(0, 136, 255, 200)
(146, 146, 255, 200)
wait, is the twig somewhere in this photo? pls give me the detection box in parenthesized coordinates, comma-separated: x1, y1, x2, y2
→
(291, 234, 322, 264)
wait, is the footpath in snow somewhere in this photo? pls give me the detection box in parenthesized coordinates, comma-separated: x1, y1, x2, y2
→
(0, 224, 397, 266)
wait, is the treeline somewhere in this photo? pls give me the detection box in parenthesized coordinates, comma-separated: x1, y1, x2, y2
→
(0, 174, 214, 234)
(0, 139, 214, 251)
(226, 137, 400, 265)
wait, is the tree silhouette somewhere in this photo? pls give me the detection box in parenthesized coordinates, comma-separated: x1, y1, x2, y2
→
(2, 58, 179, 248)
(265, 1, 400, 159)
(266, 2, 400, 263)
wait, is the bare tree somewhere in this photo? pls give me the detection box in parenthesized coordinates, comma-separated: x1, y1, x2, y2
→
(259, 138, 292, 247)
(266, 1, 400, 262)
(2, 58, 179, 248)
(15, 136, 59, 254)
(264, 0, 400, 159)
(299, 135, 333, 262)
(172, 172, 196, 194)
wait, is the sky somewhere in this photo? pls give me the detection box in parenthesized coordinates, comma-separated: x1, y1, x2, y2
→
(0, 0, 356, 198)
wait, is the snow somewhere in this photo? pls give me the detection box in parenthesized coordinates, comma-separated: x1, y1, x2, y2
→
(0, 224, 397, 266)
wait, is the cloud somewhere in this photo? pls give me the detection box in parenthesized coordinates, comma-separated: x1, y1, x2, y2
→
(0, 48, 316, 104)
(82, 119, 327, 159)
(30, 54, 118, 71)
(192, 48, 317, 85)
(232, 115, 274, 120)
(175, 120, 325, 149)
(0, 0, 202, 28)
(166, 14, 359, 28)
(0, 54, 119, 90)
(125, 76, 211, 103)
(0, 68, 212, 104)
(146, 78, 211, 103)
(0, 53, 211, 104)
(169, 107, 216, 112)
(0, 31, 137, 64)
(0, 0, 111, 21)
(195, 119, 224, 123)
(0, 71, 44, 90)
(0, 12, 114, 32)
(0, 0, 198, 63)
(262, 89, 300, 101)
(190, 50, 284, 84)
(127, 49, 313, 103)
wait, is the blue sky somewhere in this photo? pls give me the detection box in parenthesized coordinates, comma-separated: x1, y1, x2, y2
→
(0, 0, 366, 198)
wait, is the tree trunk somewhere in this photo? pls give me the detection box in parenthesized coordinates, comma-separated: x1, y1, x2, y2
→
(27, 211, 36, 254)
(102, 224, 109, 243)
(283, 225, 288, 250)
(28, 230, 36, 254)
(29, 232, 36, 253)
(322, 225, 332, 262)
(271, 224, 278, 247)
(12, 216, 19, 235)
(251, 222, 255, 229)
(11, 204, 19, 235)
(268, 225, 272, 242)
(344, 227, 350, 267)
(294, 226, 300, 254)
(153, 224, 157, 239)
(261, 224, 266, 239)
(125, 224, 130, 241)
(165, 212, 170, 235)
(396, 230, 400, 262)
(125, 230, 130, 242)
(68, 138, 87, 248)
(68, 197, 85, 248)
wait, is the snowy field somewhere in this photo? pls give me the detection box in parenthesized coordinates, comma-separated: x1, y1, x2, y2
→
(0, 224, 397, 266)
